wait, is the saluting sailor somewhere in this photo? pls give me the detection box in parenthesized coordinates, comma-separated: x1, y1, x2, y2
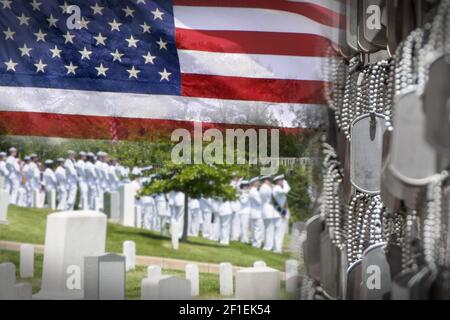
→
(272, 174, 291, 254)
(6, 147, 21, 205)
(55, 158, 68, 210)
(259, 175, 276, 251)
(238, 180, 251, 244)
(249, 177, 264, 248)
(85, 152, 98, 210)
(30, 154, 43, 208)
(75, 151, 89, 210)
(43, 160, 57, 209)
(65, 151, 78, 210)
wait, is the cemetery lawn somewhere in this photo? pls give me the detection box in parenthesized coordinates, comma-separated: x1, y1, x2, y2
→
(0, 206, 290, 270)
(0, 249, 290, 299)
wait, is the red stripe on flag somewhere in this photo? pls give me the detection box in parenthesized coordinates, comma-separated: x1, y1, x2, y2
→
(0, 111, 304, 141)
(173, 0, 344, 28)
(175, 29, 337, 57)
(181, 74, 327, 104)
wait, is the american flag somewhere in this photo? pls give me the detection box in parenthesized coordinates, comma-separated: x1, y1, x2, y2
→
(0, 0, 342, 141)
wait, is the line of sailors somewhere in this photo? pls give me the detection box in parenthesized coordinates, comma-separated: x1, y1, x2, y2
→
(1, 147, 291, 253)
(131, 174, 291, 254)
(0, 148, 130, 211)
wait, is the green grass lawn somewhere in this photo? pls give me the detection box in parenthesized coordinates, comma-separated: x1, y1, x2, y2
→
(0, 249, 290, 300)
(0, 206, 290, 270)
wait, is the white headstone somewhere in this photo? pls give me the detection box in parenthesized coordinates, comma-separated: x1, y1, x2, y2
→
(147, 265, 162, 279)
(34, 211, 107, 300)
(110, 192, 120, 221)
(120, 183, 136, 227)
(171, 222, 179, 250)
(0, 262, 16, 300)
(46, 190, 56, 210)
(219, 262, 233, 296)
(185, 263, 199, 296)
(33, 190, 43, 208)
(0, 190, 9, 225)
(84, 253, 126, 300)
(20, 244, 34, 278)
(123, 241, 136, 271)
(141, 275, 191, 300)
(253, 261, 266, 268)
(135, 205, 142, 228)
(285, 259, 299, 293)
(14, 283, 32, 300)
(236, 267, 280, 300)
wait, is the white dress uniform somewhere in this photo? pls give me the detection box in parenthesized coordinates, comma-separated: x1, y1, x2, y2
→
(188, 198, 201, 237)
(6, 155, 21, 205)
(199, 198, 212, 239)
(22, 161, 33, 207)
(85, 160, 98, 210)
(272, 179, 291, 253)
(29, 161, 42, 208)
(94, 159, 105, 210)
(249, 185, 264, 248)
(55, 164, 68, 210)
(108, 164, 119, 192)
(209, 199, 221, 241)
(230, 181, 241, 242)
(170, 191, 185, 239)
(218, 200, 232, 245)
(0, 156, 10, 190)
(155, 193, 169, 235)
(65, 159, 78, 210)
(43, 167, 57, 192)
(259, 181, 276, 251)
(238, 187, 251, 244)
(75, 159, 88, 210)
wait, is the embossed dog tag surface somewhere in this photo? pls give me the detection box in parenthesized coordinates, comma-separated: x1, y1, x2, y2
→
(350, 113, 386, 194)
(304, 215, 323, 281)
(346, 260, 362, 300)
(320, 230, 340, 299)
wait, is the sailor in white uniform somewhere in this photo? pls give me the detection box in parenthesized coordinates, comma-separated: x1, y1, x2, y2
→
(75, 151, 88, 210)
(108, 159, 120, 193)
(0, 152, 9, 190)
(65, 150, 78, 210)
(43, 160, 57, 207)
(6, 147, 21, 205)
(22, 156, 33, 207)
(238, 180, 251, 244)
(249, 177, 264, 248)
(95, 152, 107, 210)
(85, 152, 98, 210)
(272, 175, 291, 253)
(209, 199, 221, 241)
(199, 197, 212, 239)
(29, 154, 43, 208)
(188, 198, 202, 237)
(219, 199, 233, 245)
(259, 176, 276, 251)
(55, 158, 68, 210)
(170, 191, 185, 239)
(155, 193, 169, 235)
(230, 177, 241, 241)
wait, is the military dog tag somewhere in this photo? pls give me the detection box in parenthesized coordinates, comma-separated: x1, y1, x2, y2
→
(360, 243, 395, 299)
(346, 260, 363, 300)
(340, 250, 349, 299)
(346, 0, 359, 51)
(350, 113, 386, 194)
(409, 267, 436, 300)
(388, 89, 438, 186)
(363, 0, 388, 49)
(357, 0, 379, 52)
(304, 215, 324, 281)
(343, 138, 355, 204)
(424, 55, 450, 153)
(320, 230, 340, 299)
(380, 127, 402, 211)
(391, 270, 417, 300)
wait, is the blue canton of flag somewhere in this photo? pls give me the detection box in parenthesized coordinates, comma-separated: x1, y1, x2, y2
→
(0, 0, 181, 95)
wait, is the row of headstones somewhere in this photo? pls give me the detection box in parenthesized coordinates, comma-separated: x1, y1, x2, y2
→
(0, 240, 300, 299)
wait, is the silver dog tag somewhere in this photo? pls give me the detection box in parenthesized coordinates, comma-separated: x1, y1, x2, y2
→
(304, 215, 324, 281)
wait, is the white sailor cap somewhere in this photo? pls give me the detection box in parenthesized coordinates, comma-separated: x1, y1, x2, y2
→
(273, 174, 285, 182)
(132, 167, 142, 176)
(0, 152, 6, 157)
(260, 175, 272, 181)
(24, 156, 31, 161)
(87, 152, 95, 158)
(67, 150, 76, 155)
(45, 160, 53, 165)
(249, 177, 260, 184)
(79, 151, 86, 156)
(57, 157, 65, 163)
(9, 147, 17, 152)
(30, 153, 38, 158)
(240, 180, 250, 187)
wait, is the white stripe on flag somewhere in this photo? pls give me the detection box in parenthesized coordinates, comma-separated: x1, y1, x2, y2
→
(178, 50, 327, 81)
(0, 86, 326, 128)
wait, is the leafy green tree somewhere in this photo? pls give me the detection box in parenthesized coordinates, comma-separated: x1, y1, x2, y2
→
(140, 161, 240, 242)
